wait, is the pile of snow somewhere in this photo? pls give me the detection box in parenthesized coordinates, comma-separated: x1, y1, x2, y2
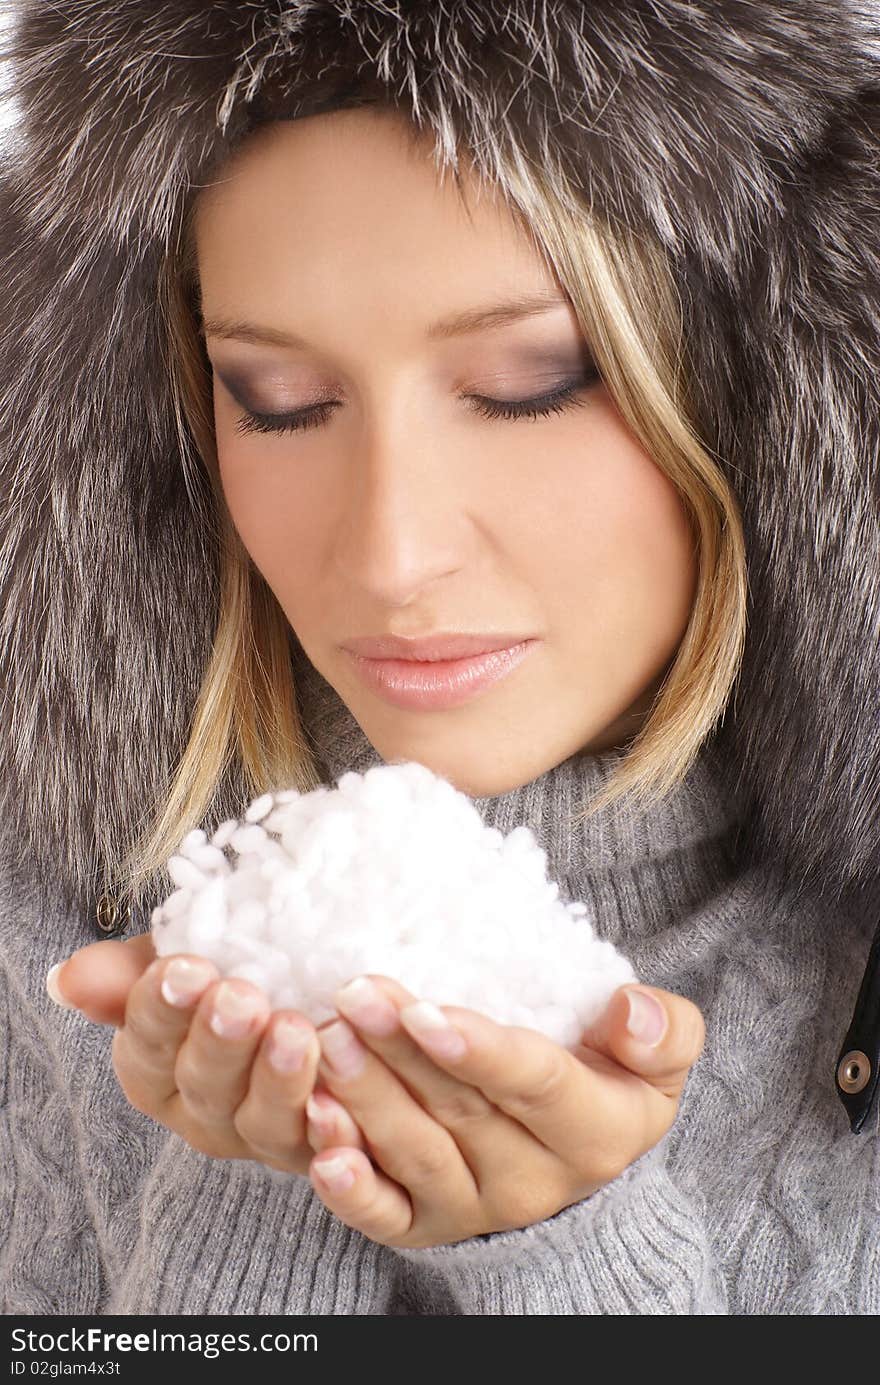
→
(151, 761, 637, 1048)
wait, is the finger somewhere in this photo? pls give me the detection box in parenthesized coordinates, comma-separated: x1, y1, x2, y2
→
(314, 1015, 477, 1208)
(329, 977, 566, 1203)
(331, 975, 494, 1138)
(48, 935, 157, 1026)
(232, 1015, 365, 1171)
(304, 1089, 366, 1154)
(308, 1145, 418, 1248)
(172, 977, 272, 1129)
(380, 989, 671, 1172)
(391, 995, 600, 1148)
(580, 985, 706, 1101)
(111, 954, 220, 1111)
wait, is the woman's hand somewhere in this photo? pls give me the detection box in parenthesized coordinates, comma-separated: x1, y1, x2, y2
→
(49, 939, 366, 1175)
(302, 975, 705, 1249)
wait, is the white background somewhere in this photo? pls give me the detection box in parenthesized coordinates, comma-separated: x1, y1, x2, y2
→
(0, 0, 21, 144)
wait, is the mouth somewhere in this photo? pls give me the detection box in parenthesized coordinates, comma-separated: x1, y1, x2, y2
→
(342, 638, 538, 711)
(341, 631, 535, 662)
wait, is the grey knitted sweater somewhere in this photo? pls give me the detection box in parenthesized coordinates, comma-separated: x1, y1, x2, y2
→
(2, 655, 877, 1315)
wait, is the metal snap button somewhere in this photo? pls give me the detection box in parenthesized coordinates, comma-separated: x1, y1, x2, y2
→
(95, 892, 131, 937)
(837, 1049, 871, 1095)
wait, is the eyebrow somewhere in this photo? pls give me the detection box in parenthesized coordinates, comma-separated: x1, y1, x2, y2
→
(200, 291, 570, 349)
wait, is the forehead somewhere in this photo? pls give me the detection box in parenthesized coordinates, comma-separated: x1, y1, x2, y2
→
(192, 109, 558, 317)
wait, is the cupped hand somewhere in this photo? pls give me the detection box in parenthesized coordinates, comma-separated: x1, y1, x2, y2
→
(49, 938, 366, 1175)
(301, 974, 706, 1249)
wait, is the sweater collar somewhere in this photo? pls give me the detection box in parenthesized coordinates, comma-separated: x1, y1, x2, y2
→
(289, 632, 745, 891)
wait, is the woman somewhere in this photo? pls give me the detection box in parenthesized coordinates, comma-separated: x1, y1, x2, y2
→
(1, 1, 878, 1315)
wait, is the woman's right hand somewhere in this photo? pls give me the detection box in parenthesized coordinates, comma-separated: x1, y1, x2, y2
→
(50, 938, 367, 1175)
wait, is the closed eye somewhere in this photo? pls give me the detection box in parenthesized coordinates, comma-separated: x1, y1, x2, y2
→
(231, 368, 600, 437)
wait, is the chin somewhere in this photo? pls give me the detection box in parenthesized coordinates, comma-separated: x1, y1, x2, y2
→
(374, 731, 538, 799)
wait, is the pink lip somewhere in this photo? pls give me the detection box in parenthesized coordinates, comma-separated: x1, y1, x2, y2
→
(343, 632, 532, 661)
(344, 640, 537, 710)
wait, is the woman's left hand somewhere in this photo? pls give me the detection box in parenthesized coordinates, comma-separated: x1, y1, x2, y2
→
(304, 973, 705, 1249)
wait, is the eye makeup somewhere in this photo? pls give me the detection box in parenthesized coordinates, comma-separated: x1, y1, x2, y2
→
(212, 345, 601, 438)
(230, 371, 599, 436)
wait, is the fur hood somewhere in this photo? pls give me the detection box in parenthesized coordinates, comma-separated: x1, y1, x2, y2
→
(0, 0, 878, 933)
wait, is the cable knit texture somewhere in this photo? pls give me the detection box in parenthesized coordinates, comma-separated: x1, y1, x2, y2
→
(1, 648, 877, 1315)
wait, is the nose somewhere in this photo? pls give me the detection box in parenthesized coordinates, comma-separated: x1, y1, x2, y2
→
(331, 403, 468, 606)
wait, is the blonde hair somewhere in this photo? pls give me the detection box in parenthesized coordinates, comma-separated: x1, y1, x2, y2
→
(112, 107, 747, 908)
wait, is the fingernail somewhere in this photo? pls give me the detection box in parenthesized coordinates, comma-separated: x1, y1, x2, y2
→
(624, 989, 667, 1047)
(268, 1020, 315, 1073)
(306, 1092, 341, 1129)
(46, 962, 76, 1011)
(334, 976, 399, 1036)
(313, 1154, 356, 1193)
(160, 957, 216, 1009)
(399, 1001, 467, 1059)
(319, 1019, 367, 1079)
(209, 981, 264, 1039)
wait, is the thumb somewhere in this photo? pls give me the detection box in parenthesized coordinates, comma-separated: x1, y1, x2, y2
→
(581, 984, 706, 1101)
(46, 934, 157, 1027)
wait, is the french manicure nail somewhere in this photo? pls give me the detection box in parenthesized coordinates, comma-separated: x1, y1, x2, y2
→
(624, 988, 667, 1046)
(209, 981, 264, 1038)
(334, 976, 399, 1035)
(399, 1001, 467, 1059)
(306, 1092, 339, 1128)
(46, 962, 76, 1011)
(313, 1154, 356, 1192)
(268, 1020, 314, 1073)
(160, 957, 216, 1009)
(319, 1019, 367, 1078)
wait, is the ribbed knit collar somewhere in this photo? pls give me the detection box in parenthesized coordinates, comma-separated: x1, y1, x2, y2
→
(289, 633, 746, 934)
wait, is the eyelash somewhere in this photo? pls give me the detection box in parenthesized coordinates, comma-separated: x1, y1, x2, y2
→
(232, 370, 599, 437)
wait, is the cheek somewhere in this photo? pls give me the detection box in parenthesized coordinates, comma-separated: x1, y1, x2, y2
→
(212, 376, 334, 588)
(214, 445, 322, 598)
(529, 406, 696, 635)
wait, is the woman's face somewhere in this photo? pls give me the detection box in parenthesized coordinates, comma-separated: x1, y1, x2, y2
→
(194, 109, 697, 796)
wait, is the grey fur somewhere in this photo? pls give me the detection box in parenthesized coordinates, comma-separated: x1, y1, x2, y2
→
(0, 1, 877, 923)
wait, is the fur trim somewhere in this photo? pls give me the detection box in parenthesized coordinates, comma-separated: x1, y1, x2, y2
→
(0, 1, 877, 920)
